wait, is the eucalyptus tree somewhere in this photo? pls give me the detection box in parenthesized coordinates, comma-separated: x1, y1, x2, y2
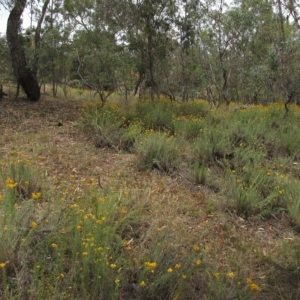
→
(202, 0, 295, 105)
(198, 0, 236, 105)
(168, 0, 203, 101)
(0, 36, 12, 81)
(36, 0, 73, 97)
(234, 0, 298, 105)
(127, 0, 178, 101)
(64, 0, 134, 102)
(271, 0, 300, 110)
(282, 0, 300, 28)
(5, 0, 40, 100)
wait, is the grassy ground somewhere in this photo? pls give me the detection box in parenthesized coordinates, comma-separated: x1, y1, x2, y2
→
(0, 93, 300, 299)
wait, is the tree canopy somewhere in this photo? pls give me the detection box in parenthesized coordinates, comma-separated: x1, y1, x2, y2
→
(1, 0, 300, 105)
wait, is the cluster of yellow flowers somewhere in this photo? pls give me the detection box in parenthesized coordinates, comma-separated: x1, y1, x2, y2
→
(32, 192, 41, 199)
(215, 271, 260, 292)
(145, 261, 157, 273)
(247, 278, 260, 291)
(6, 178, 18, 189)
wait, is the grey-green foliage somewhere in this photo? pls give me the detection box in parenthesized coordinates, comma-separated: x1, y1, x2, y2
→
(5, 0, 300, 106)
(0, 37, 12, 80)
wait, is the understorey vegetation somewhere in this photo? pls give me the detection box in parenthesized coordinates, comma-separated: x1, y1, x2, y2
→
(1, 94, 300, 299)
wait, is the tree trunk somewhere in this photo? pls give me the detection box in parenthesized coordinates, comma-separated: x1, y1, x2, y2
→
(6, 0, 40, 101)
(32, 0, 50, 79)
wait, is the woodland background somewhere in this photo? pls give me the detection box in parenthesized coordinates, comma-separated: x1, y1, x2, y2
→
(0, 0, 300, 106)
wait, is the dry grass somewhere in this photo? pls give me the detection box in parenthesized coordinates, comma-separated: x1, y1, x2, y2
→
(0, 96, 299, 299)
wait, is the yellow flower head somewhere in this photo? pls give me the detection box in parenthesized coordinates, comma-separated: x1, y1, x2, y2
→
(250, 283, 260, 291)
(193, 245, 200, 251)
(175, 263, 181, 269)
(0, 195, 3, 201)
(140, 281, 146, 286)
(195, 259, 202, 266)
(110, 264, 117, 269)
(6, 178, 18, 189)
(51, 243, 58, 249)
(167, 268, 173, 273)
(228, 272, 235, 279)
(247, 278, 260, 291)
(31, 221, 38, 228)
(32, 192, 41, 199)
(0, 263, 6, 268)
(145, 261, 157, 272)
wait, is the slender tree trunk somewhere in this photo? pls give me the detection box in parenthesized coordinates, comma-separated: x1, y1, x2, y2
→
(32, 0, 50, 79)
(146, 16, 156, 102)
(6, 0, 40, 101)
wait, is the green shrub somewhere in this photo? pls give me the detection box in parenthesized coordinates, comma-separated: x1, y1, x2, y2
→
(173, 101, 209, 118)
(174, 117, 204, 140)
(134, 101, 175, 132)
(190, 162, 207, 185)
(134, 131, 185, 172)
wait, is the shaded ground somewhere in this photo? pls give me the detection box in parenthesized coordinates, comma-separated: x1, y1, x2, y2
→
(0, 96, 299, 299)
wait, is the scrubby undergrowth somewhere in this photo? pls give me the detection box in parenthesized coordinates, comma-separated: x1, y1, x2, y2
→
(0, 94, 300, 299)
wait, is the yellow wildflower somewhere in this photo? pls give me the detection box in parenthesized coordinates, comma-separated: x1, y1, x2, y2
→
(0, 195, 3, 201)
(0, 263, 6, 268)
(167, 268, 173, 273)
(140, 281, 146, 286)
(247, 278, 260, 291)
(99, 197, 105, 203)
(193, 245, 200, 251)
(182, 274, 187, 280)
(115, 278, 120, 284)
(175, 263, 181, 269)
(51, 243, 58, 249)
(228, 272, 235, 278)
(214, 272, 220, 278)
(123, 241, 132, 251)
(31, 192, 41, 199)
(6, 178, 17, 189)
(110, 264, 116, 269)
(145, 261, 157, 272)
(195, 259, 202, 266)
(250, 283, 260, 291)
(31, 221, 38, 228)
(82, 252, 88, 256)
